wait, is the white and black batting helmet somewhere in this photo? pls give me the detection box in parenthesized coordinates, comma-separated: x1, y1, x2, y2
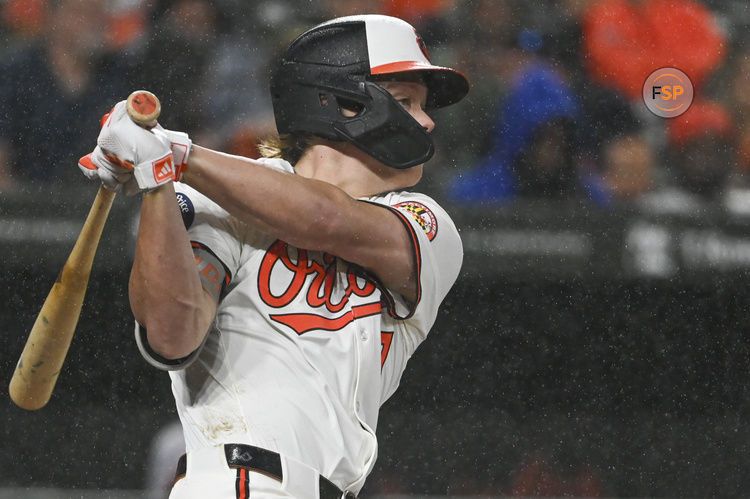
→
(270, 14, 470, 169)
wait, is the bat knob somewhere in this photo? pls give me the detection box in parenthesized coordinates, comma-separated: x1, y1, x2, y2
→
(126, 90, 161, 127)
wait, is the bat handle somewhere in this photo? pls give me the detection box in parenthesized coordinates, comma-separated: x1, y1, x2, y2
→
(126, 90, 161, 127)
(70, 186, 116, 267)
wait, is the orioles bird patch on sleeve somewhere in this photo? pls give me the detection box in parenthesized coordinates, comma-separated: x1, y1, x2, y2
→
(395, 201, 438, 241)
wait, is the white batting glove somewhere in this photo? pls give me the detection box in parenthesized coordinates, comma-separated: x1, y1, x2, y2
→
(153, 124, 192, 182)
(78, 101, 193, 193)
(80, 101, 177, 193)
(78, 146, 141, 195)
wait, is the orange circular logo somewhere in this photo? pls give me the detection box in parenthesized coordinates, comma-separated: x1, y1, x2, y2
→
(642, 68, 694, 118)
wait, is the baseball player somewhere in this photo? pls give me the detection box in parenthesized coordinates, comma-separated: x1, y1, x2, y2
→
(78, 14, 469, 499)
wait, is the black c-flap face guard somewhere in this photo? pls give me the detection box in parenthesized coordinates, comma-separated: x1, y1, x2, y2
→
(333, 82, 434, 169)
(271, 62, 434, 169)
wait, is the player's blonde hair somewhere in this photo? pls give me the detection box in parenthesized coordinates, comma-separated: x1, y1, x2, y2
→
(258, 133, 313, 166)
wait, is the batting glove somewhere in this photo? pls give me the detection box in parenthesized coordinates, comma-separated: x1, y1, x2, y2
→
(78, 145, 141, 195)
(78, 101, 184, 194)
(152, 124, 192, 182)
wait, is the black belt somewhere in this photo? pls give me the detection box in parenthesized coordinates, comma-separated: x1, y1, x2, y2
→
(174, 443, 356, 499)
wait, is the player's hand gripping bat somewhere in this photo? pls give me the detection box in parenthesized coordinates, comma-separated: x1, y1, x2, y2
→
(8, 91, 161, 410)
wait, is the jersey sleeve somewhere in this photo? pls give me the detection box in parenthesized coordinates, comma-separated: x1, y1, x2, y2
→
(380, 193, 463, 325)
(135, 183, 243, 370)
(174, 183, 244, 278)
(369, 193, 463, 401)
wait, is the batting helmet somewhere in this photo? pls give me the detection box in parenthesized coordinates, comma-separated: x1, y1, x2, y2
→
(270, 14, 469, 169)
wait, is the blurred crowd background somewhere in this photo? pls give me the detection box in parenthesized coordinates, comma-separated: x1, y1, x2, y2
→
(1, 0, 750, 215)
(4, 0, 750, 497)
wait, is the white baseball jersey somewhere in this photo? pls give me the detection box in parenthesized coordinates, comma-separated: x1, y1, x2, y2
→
(136, 157, 463, 494)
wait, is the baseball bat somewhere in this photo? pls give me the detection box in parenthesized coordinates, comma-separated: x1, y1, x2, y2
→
(8, 90, 161, 410)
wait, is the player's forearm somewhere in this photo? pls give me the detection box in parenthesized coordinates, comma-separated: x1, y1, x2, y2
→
(129, 185, 214, 359)
(182, 145, 353, 252)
